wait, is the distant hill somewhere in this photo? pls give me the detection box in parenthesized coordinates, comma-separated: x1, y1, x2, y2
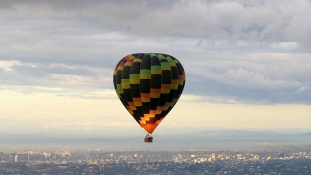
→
(196, 130, 277, 136)
(299, 132, 311, 136)
(0, 129, 310, 151)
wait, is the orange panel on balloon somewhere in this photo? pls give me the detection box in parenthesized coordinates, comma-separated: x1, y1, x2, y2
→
(155, 117, 164, 125)
(140, 124, 158, 134)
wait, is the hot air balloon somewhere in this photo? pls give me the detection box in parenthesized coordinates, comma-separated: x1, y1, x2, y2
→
(113, 53, 185, 142)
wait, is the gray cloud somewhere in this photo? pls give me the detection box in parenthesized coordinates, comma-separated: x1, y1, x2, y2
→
(0, 0, 310, 104)
(1, 0, 310, 47)
(10, 64, 94, 76)
(183, 51, 311, 103)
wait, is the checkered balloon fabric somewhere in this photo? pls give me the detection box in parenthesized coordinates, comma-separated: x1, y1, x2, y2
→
(113, 53, 185, 134)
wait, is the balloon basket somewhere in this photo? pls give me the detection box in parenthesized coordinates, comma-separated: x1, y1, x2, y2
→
(144, 137, 153, 143)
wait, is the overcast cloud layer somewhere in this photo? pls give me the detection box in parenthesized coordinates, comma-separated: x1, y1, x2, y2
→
(1, 0, 310, 104)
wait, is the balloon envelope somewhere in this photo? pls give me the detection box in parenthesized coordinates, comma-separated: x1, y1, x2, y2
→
(113, 53, 185, 134)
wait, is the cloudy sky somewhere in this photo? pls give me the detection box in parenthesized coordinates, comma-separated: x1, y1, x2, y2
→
(1, 0, 310, 136)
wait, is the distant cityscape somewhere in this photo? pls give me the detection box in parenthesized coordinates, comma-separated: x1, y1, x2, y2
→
(1, 145, 310, 174)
